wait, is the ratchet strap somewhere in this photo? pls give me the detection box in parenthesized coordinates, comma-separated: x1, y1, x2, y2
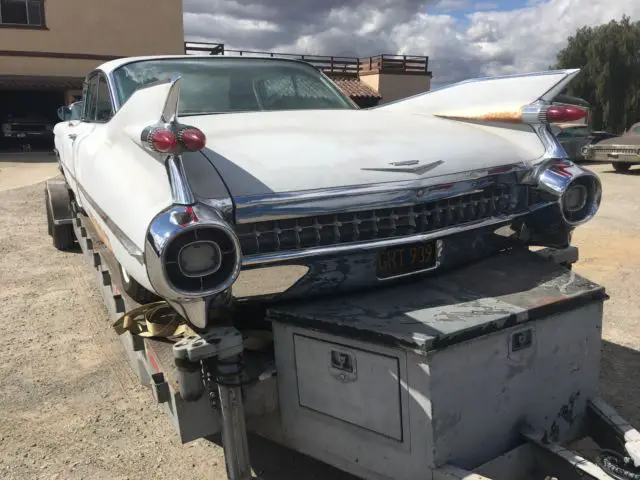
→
(113, 301, 196, 340)
(113, 301, 275, 351)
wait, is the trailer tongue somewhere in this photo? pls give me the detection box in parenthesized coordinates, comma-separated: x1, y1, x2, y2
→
(47, 183, 640, 480)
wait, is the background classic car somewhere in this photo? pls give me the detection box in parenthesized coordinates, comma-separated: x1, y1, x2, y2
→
(583, 121, 640, 172)
(550, 123, 618, 162)
(51, 56, 602, 330)
(550, 123, 592, 161)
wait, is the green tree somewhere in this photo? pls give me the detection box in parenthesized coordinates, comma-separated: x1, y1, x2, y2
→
(554, 16, 640, 134)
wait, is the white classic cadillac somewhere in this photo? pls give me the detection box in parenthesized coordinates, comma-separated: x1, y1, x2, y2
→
(50, 55, 601, 330)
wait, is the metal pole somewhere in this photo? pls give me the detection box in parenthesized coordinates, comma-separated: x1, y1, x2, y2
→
(217, 356, 251, 480)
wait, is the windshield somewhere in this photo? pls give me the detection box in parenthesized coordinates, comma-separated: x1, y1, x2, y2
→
(111, 57, 356, 115)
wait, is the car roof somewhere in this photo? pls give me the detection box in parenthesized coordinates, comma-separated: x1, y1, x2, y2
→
(97, 55, 312, 75)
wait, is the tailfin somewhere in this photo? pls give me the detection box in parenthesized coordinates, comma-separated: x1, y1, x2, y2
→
(376, 69, 582, 125)
(106, 76, 206, 157)
(106, 76, 181, 144)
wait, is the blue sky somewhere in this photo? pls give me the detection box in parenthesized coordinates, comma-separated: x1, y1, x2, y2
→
(429, 0, 531, 17)
(184, 0, 640, 84)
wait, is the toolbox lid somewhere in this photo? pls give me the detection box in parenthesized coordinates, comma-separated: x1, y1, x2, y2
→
(266, 249, 607, 355)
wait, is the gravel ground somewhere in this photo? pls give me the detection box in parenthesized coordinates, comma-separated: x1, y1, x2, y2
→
(0, 160, 638, 480)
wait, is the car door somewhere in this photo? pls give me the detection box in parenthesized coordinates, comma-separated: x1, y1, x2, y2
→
(61, 111, 91, 183)
(72, 72, 105, 209)
(59, 76, 99, 195)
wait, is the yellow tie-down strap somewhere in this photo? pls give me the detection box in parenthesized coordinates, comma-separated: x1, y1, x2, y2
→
(113, 301, 197, 340)
(113, 302, 274, 351)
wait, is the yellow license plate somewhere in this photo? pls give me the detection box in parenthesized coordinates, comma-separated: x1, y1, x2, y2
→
(376, 241, 437, 279)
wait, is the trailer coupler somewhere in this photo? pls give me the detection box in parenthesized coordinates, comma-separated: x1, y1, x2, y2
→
(173, 328, 251, 480)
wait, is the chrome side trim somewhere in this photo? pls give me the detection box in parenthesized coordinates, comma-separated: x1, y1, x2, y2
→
(241, 210, 534, 267)
(234, 164, 526, 223)
(166, 154, 196, 205)
(199, 198, 234, 223)
(76, 183, 144, 264)
(533, 123, 568, 165)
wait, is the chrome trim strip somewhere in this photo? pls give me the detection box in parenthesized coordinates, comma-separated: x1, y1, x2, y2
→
(166, 154, 196, 205)
(234, 164, 526, 223)
(534, 123, 568, 164)
(361, 159, 444, 175)
(199, 198, 234, 223)
(240, 209, 535, 267)
(76, 183, 144, 264)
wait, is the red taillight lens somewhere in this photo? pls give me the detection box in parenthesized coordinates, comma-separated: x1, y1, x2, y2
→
(178, 128, 206, 151)
(150, 128, 178, 153)
(545, 105, 587, 123)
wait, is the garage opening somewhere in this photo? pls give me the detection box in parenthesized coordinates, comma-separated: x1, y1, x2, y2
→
(0, 89, 65, 152)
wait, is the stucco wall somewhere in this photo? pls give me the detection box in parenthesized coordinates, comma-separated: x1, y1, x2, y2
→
(0, 56, 103, 78)
(0, 0, 184, 77)
(361, 73, 432, 104)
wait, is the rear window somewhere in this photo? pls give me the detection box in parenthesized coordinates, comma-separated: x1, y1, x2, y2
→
(111, 57, 355, 115)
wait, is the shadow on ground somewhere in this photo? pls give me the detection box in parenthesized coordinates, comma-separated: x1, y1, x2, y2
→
(600, 168, 640, 176)
(0, 151, 56, 163)
(600, 340, 640, 426)
(206, 432, 358, 480)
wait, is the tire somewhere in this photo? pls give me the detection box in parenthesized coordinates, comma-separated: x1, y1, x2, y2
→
(45, 189, 53, 237)
(52, 223, 75, 251)
(45, 187, 75, 250)
(117, 263, 159, 304)
(612, 162, 631, 173)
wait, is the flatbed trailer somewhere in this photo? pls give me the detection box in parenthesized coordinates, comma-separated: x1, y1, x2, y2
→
(46, 177, 640, 480)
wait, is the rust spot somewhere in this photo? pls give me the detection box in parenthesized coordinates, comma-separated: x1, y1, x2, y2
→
(87, 213, 113, 253)
(434, 109, 524, 124)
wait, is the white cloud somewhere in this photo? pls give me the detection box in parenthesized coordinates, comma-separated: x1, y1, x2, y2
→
(183, 0, 640, 85)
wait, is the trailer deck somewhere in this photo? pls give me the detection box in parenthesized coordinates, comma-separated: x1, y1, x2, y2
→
(47, 181, 640, 480)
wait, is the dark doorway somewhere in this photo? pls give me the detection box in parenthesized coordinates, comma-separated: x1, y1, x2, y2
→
(0, 89, 65, 152)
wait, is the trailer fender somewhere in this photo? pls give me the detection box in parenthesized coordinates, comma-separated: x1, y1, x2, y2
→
(45, 178, 73, 227)
(45, 179, 75, 250)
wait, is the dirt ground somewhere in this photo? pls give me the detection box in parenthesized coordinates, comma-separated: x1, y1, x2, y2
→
(0, 153, 59, 193)
(0, 158, 639, 480)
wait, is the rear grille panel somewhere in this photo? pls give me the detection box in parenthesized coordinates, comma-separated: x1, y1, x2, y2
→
(593, 146, 639, 155)
(236, 184, 531, 257)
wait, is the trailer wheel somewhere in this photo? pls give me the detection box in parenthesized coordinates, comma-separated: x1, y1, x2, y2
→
(612, 162, 631, 173)
(44, 187, 75, 251)
(117, 263, 159, 304)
